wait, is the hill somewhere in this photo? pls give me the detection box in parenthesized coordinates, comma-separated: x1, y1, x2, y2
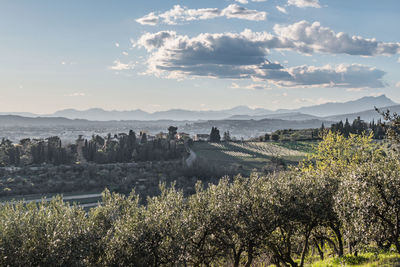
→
(325, 104, 400, 122)
(1, 95, 393, 121)
(284, 94, 396, 117)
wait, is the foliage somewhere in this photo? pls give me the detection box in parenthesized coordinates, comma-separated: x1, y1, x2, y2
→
(1, 128, 400, 266)
(210, 127, 221, 143)
(0, 129, 187, 167)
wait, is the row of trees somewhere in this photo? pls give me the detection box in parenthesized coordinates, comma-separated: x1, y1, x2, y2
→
(81, 130, 184, 164)
(0, 129, 187, 167)
(1, 130, 400, 266)
(329, 117, 386, 139)
(260, 117, 387, 142)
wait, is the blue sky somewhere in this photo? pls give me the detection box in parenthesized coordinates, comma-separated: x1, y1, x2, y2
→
(0, 0, 399, 113)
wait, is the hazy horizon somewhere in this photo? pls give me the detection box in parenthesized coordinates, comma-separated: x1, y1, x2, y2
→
(0, 94, 395, 115)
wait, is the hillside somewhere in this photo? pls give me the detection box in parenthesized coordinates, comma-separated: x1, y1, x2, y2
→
(1, 95, 395, 121)
(325, 104, 400, 122)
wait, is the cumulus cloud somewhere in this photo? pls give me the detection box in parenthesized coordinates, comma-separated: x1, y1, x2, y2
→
(267, 64, 386, 88)
(273, 21, 400, 56)
(109, 59, 135, 70)
(134, 30, 386, 88)
(136, 4, 267, 25)
(276, 6, 288, 14)
(287, 0, 320, 8)
(396, 81, 400, 88)
(235, 0, 248, 4)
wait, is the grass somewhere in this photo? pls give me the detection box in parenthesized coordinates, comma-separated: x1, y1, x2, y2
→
(272, 140, 319, 154)
(191, 141, 308, 175)
(306, 252, 400, 267)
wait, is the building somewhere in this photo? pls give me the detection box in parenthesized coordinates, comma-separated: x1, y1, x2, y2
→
(176, 132, 191, 140)
(195, 134, 210, 141)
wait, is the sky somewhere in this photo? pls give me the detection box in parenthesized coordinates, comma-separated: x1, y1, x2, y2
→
(0, 0, 399, 114)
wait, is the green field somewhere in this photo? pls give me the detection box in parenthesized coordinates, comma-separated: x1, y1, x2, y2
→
(191, 141, 309, 175)
(272, 140, 319, 154)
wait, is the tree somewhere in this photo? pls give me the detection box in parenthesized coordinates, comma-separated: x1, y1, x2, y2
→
(343, 118, 351, 137)
(223, 131, 231, 142)
(271, 133, 279, 141)
(140, 132, 147, 144)
(335, 154, 400, 253)
(209, 127, 221, 143)
(0, 197, 91, 266)
(167, 126, 178, 141)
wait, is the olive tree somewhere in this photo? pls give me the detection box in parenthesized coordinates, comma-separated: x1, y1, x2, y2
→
(102, 184, 186, 266)
(0, 197, 90, 267)
(335, 154, 400, 253)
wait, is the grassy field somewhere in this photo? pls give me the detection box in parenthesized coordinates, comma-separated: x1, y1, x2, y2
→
(304, 252, 400, 267)
(272, 140, 319, 154)
(191, 141, 310, 175)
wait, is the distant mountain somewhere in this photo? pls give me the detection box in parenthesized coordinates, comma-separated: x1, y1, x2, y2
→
(283, 95, 396, 117)
(52, 108, 152, 121)
(0, 112, 38, 117)
(0, 95, 395, 121)
(0, 115, 91, 126)
(228, 112, 319, 121)
(325, 104, 400, 122)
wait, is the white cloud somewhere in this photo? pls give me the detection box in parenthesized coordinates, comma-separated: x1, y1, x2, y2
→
(122, 51, 129, 56)
(396, 82, 400, 87)
(115, 42, 120, 47)
(135, 30, 386, 88)
(222, 4, 267, 21)
(136, 20, 400, 57)
(252, 0, 267, 2)
(109, 59, 135, 70)
(267, 64, 386, 89)
(64, 92, 85, 97)
(136, 4, 267, 25)
(288, 0, 320, 8)
(276, 6, 288, 14)
(61, 61, 66, 65)
(235, 0, 248, 4)
(398, 57, 400, 63)
(136, 12, 159, 25)
(273, 20, 400, 56)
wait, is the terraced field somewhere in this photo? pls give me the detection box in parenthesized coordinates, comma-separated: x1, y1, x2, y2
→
(191, 141, 310, 175)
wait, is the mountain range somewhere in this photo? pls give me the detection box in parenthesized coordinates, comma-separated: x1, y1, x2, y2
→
(1, 95, 395, 122)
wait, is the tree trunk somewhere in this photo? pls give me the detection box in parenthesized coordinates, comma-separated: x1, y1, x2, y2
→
(394, 238, 400, 254)
(244, 244, 254, 267)
(333, 226, 344, 257)
(300, 228, 311, 267)
(313, 239, 324, 260)
(233, 247, 243, 267)
(329, 223, 344, 257)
